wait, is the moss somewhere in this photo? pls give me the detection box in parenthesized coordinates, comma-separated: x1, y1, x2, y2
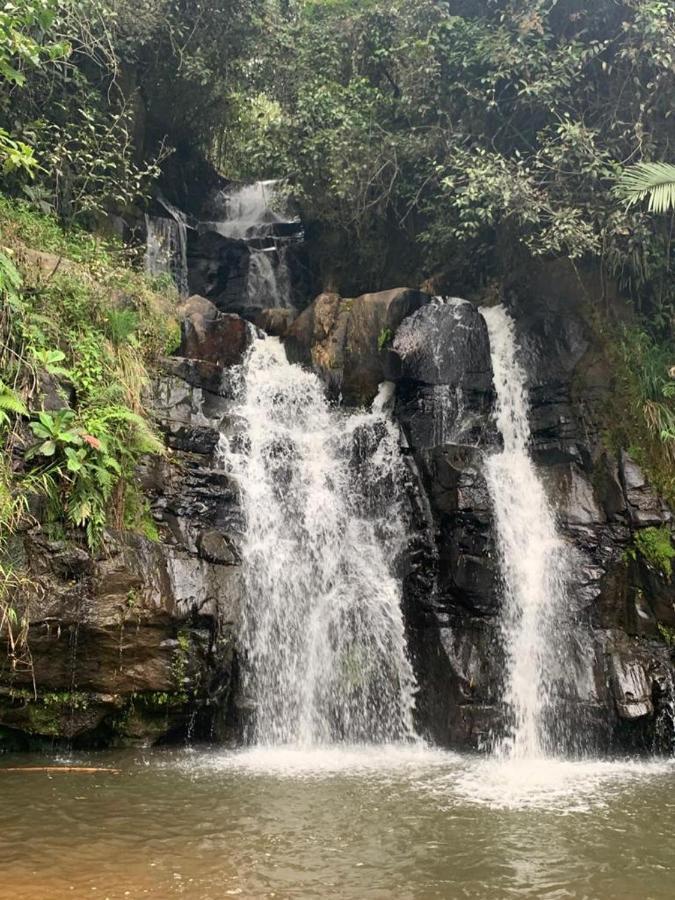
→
(132, 691, 186, 709)
(657, 624, 675, 646)
(4, 691, 93, 736)
(634, 526, 675, 579)
(377, 326, 393, 352)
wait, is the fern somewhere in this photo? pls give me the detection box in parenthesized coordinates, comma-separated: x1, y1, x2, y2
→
(0, 380, 28, 426)
(616, 162, 675, 214)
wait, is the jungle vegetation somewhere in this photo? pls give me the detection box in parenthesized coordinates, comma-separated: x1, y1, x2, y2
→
(0, 0, 673, 649)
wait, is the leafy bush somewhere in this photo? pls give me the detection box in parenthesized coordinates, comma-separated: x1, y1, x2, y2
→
(0, 197, 177, 549)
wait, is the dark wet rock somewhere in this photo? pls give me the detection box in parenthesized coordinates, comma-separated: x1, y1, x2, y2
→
(388, 299, 496, 451)
(197, 530, 240, 566)
(255, 307, 297, 337)
(178, 295, 254, 367)
(387, 298, 492, 390)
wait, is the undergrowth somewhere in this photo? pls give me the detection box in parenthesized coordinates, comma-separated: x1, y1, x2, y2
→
(601, 320, 675, 507)
(0, 197, 180, 663)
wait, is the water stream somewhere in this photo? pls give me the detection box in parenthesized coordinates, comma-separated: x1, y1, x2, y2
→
(144, 213, 189, 297)
(481, 305, 573, 759)
(226, 338, 417, 745)
(213, 180, 296, 307)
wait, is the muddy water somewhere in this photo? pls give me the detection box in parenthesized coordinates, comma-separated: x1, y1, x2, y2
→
(1, 746, 674, 900)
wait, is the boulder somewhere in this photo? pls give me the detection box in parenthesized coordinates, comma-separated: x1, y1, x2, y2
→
(387, 298, 495, 450)
(285, 288, 430, 404)
(387, 297, 492, 390)
(342, 288, 430, 404)
(178, 294, 254, 367)
(284, 291, 348, 397)
(619, 451, 671, 527)
(610, 653, 653, 720)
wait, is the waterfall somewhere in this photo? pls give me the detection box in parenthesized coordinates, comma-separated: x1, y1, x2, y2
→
(144, 213, 189, 297)
(247, 248, 290, 308)
(481, 305, 572, 759)
(214, 181, 283, 240)
(210, 181, 298, 308)
(227, 337, 417, 746)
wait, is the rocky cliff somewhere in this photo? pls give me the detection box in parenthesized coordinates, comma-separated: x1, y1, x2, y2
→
(1, 270, 672, 754)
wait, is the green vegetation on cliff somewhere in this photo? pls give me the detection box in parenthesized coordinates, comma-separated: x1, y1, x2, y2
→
(0, 2, 673, 508)
(0, 197, 178, 665)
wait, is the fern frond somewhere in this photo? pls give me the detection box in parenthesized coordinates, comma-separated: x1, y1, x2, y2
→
(0, 382, 28, 418)
(616, 162, 675, 214)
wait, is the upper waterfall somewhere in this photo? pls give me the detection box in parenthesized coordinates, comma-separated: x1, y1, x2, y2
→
(226, 337, 418, 746)
(481, 305, 573, 759)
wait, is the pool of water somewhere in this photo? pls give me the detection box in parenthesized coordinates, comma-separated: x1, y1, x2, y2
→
(1, 745, 674, 899)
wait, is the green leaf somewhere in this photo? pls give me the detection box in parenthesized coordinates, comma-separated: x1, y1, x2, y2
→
(616, 162, 675, 214)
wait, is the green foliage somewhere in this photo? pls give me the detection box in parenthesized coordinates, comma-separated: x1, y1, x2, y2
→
(618, 328, 675, 457)
(617, 162, 675, 214)
(0, 380, 28, 428)
(0, 0, 69, 176)
(377, 327, 392, 352)
(634, 527, 675, 579)
(229, 0, 674, 313)
(0, 197, 175, 550)
(657, 624, 675, 647)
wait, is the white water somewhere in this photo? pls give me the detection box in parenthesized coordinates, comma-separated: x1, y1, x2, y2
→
(209, 180, 296, 307)
(481, 305, 572, 759)
(247, 247, 290, 308)
(214, 180, 285, 240)
(227, 337, 417, 746)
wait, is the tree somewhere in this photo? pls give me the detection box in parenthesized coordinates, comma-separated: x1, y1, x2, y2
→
(0, 0, 69, 175)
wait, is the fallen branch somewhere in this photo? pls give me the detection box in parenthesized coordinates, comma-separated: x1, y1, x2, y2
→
(0, 766, 121, 774)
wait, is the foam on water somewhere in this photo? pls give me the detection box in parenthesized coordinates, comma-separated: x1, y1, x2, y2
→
(449, 756, 675, 812)
(169, 745, 675, 813)
(184, 743, 451, 779)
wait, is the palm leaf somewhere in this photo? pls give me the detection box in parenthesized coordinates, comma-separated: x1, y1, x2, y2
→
(616, 162, 675, 214)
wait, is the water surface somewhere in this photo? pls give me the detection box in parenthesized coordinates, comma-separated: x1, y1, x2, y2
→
(1, 746, 674, 899)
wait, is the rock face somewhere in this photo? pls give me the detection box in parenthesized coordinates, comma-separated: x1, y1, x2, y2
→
(0, 310, 250, 750)
(178, 295, 255, 366)
(394, 274, 674, 753)
(285, 287, 431, 404)
(274, 277, 674, 754)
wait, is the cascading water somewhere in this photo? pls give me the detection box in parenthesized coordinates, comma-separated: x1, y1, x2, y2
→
(210, 181, 298, 308)
(481, 305, 573, 759)
(247, 248, 290, 308)
(213, 181, 286, 240)
(144, 213, 189, 297)
(226, 338, 417, 746)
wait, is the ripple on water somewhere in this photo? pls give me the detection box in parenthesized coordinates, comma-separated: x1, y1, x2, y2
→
(172, 741, 455, 779)
(168, 744, 675, 813)
(435, 755, 675, 812)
